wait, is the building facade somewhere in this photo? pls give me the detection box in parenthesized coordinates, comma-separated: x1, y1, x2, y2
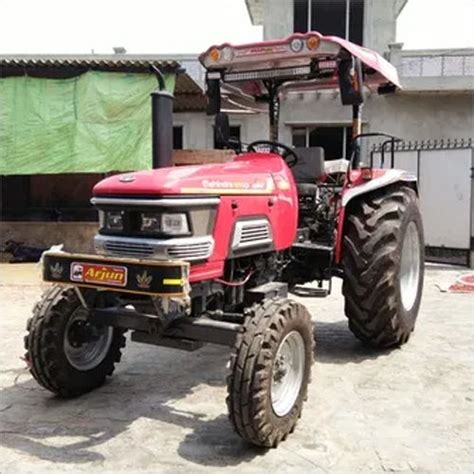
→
(245, 0, 474, 265)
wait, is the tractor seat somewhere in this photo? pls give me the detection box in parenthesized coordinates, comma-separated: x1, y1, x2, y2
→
(292, 147, 325, 195)
(292, 147, 325, 183)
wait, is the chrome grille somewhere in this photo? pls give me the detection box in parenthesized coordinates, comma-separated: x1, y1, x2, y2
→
(104, 240, 154, 257)
(95, 234, 214, 262)
(232, 219, 272, 250)
(167, 241, 213, 260)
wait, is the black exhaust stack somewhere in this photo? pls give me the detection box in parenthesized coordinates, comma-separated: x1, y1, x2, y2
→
(151, 66, 174, 169)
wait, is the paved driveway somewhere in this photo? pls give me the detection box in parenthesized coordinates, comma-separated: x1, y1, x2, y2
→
(0, 264, 472, 472)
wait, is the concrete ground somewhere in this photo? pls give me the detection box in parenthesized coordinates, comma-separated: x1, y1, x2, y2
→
(0, 263, 472, 473)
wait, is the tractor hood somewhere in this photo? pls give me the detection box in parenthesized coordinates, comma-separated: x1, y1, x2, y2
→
(93, 153, 285, 197)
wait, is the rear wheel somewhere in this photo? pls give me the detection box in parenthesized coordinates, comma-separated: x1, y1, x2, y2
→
(341, 184, 424, 348)
(227, 299, 314, 448)
(25, 286, 126, 397)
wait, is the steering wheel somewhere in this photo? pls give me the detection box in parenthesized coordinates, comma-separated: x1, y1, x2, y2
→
(247, 140, 299, 167)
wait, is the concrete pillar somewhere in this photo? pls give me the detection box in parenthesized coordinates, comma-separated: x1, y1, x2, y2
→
(388, 42, 404, 66)
(262, 0, 293, 39)
(364, 0, 397, 53)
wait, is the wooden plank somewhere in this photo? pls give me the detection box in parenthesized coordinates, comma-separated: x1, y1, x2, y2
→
(172, 149, 235, 165)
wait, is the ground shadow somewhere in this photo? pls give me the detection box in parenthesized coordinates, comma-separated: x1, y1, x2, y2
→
(0, 320, 391, 468)
(0, 344, 263, 468)
(313, 319, 392, 364)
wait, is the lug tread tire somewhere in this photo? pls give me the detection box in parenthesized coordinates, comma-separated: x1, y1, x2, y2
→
(24, 285, 126, 398)
(227, 298, 314, 448)
(342, 184, 424, 348)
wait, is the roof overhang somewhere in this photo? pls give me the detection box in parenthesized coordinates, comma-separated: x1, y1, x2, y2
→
(395, 0, 409, 17)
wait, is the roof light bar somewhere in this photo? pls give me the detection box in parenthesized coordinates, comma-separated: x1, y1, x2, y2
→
(224, 65, 311, 82)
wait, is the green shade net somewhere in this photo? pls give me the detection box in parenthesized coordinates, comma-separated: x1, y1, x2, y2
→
(0, 70, 175, 175)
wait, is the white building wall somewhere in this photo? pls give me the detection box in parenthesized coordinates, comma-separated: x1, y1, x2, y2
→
(366, 94, 474, 140)
(278, 91, 474, 145)
(261, 0, 293, 40)
(173, 112, 269, 149)
(363, 0, 398, 52)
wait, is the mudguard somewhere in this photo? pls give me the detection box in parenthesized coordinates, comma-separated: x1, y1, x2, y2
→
(335, 168, 418, 263)
(341, 169, 418, 208)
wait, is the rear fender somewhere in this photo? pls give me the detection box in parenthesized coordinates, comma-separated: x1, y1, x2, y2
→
(342, 169, 418, 207)
(335, 169, 418, 263)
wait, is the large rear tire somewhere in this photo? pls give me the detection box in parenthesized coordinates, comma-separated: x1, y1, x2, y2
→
(341, 184, 424, 348)
(25, 286, 126, 397)
(226, 299, 314, 448)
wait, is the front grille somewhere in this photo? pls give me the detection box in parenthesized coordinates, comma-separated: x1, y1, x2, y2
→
(232, 219, 272, 250)
(104, 240, 154, 258)
(95, 234, 214, 262)
(167, 241, 213, 260)
(240, 225, 271, 244)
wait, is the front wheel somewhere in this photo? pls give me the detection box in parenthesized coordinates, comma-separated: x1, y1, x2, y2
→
(24, 286, 126, 397)
(226, 299, 314, 448)
(342, 184, 424, 348)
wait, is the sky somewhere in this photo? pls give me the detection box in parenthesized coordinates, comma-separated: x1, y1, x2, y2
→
(0, 0, 472, 55)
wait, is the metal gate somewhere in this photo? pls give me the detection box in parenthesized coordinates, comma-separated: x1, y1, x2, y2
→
(371, 138, 473, 266)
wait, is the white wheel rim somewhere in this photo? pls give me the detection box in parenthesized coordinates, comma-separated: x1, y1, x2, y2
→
(271, 330, 305, 417)
(64, 308, 113, 371)
(400, 221, 421, 311)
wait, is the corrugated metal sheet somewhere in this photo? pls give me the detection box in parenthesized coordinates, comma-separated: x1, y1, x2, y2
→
(0, 54, 179, 71)
(0, 54, 203, 96)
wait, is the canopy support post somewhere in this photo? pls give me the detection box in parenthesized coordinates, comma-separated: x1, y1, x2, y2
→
(266, 82, 280, 142)
(352, 103, 363, 168)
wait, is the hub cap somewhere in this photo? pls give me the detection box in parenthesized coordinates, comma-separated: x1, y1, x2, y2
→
(271, 331, 305, 417)
(64, 308, 113, 371)
(400, 221, 421, 311)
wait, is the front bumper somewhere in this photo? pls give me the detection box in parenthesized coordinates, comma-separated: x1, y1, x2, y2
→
(43, 252, 189, 297)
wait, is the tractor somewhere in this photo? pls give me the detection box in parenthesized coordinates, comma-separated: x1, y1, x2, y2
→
(25, 32, 424, 448)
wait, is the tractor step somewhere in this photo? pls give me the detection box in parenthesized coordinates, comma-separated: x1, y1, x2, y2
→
(291, 286, 329, 298)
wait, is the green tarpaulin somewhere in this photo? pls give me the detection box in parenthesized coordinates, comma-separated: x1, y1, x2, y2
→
(0, 71, 175, 175)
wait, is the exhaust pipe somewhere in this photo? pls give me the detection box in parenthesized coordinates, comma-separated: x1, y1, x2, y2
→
(151, 66, 174, 169)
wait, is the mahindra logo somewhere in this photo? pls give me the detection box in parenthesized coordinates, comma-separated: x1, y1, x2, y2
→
(119, 174, 135, 183)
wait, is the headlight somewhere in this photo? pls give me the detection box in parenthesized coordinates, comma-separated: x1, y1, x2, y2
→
(140, 213, 161, 233)
(161, 213, 189, 235)
(140, 212, 189, 235)
(99, 210, 124, 230)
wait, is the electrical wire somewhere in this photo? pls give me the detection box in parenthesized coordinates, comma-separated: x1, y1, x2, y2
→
(215, 271, 254, 287)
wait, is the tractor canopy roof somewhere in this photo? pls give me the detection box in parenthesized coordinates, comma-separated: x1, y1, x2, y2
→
(199, 32, 400, 98)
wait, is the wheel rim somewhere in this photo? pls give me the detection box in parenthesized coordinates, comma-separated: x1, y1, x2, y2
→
(400, 221, 421, 311)
(271, 330, 305, 417)
(64, 307, 113, 371)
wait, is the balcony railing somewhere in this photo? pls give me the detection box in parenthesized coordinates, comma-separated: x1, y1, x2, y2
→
(400, 53, 474, 78)
(387, 45, 474, 91)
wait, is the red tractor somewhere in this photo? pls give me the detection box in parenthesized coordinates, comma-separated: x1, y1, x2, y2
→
(25, 32, 424, 448)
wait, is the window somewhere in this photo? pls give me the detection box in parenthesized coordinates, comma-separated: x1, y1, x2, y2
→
(292, 126, 352, 160)
(173, 126, 184, 150)
(293, 0, 364, 45)
(213, 124, 241, 148)
(230, 125, 241, 142)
